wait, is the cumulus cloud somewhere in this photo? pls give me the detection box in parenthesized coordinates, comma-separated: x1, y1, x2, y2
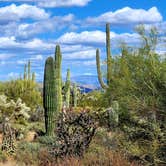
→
(86, 7, 162, 25)
(0, 53, 15, 60)
(0, 4, 49, 24)
(0, 37, 54, 54)
(63, 49, 96, 60)
(0, 14, 75, 39)
(57, 30, 140, 47)
(15, 14, 75, 39)
(38, 0, 92, 7)
(0, 0, 92, 8)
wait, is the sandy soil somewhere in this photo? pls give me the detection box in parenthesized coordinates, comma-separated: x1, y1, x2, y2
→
(25, 131, 37, 142)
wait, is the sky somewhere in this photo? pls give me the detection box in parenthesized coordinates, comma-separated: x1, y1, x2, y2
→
(0, 0, 165, 85)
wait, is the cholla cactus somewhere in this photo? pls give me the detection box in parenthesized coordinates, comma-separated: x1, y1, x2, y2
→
(106, 101, 119, 129)
(0, 95, 30, 154)
(0, 95, 30, 120)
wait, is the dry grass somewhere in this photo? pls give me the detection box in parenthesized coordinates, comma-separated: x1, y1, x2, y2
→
(39, 148, 138, 166)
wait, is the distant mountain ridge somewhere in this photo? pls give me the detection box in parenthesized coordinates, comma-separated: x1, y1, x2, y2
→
(38, 75, 100, 93)
(71, 75, 100, 89)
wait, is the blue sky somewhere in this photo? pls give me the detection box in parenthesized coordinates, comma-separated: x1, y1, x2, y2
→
(0, 0, 165, 85)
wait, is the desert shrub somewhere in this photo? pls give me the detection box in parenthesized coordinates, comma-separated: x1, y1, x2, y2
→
(46, 110, 97, 158)
(28, 122, 45, 136)
(92, 25, 166, 165)
(120, 120, 166, 165)
(78, 90, 105, 108)
(0, 95, 31, 140)
(15, 142, 41, 165)
(0, 150, 7, 163)
(2, 79, 42, 110)
(82, 128, 135, 166)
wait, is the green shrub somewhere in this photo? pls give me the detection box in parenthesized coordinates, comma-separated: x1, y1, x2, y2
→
(15, 142, 41, 165)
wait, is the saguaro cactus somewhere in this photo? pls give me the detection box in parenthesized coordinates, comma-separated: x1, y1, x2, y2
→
(32, 72, 36, 82)
(96, 23, 112, 89)
(55, 45, 62, 113)
(64, 69, 70, 108)
(28, 60, 31, 81)
(24, 64, 27, 80)
(73, 83, 77, 107)
(43, 57, 56, 136)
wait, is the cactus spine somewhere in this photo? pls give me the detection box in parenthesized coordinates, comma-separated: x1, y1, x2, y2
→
(55, 45, 62, 113)
(64, 69, 70, 108)
(73, 83, 77, 107)
(43, 57, 56, 136)
(96, 23, 112, 89)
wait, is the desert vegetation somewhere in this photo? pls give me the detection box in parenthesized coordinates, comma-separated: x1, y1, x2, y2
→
(0, 23, 165, 166)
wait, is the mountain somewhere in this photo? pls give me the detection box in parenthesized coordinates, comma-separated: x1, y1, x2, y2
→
(71, 75, 100, 90)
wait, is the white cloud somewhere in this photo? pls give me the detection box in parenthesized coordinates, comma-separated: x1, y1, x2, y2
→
(0, 53, 15, 60)
(15, 14, 75, 39)
(83, 72, 94, 76)
(57, 31, 106, 45)
(86, 7, 162, 25)
(57, 30, 140, 46)
(38, 0, 92, 7)
(83, 60, 96, 66)
(0, 14, 75, 39)
(63, 49, 96, 59)
(0, 37, 54, 51)
(0, 4, 49, 24)
(35, 55, 43, 60)
(0, 0, 92, 8)
(8, 72, 19, 78)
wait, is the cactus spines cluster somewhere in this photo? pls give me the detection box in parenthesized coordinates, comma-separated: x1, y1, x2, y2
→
(96, 23, 112, 89)
(43, 57, 56, 136)
(55, 45, 62, 113)
(64, 69, 70, 108)
(73, 83, 77, 107)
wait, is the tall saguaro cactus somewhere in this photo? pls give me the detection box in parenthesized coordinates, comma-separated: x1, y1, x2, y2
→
(64, 69, 70, 108)
(96, 23, 112, 89)
(55, 45, 62, 113)
(43, 57, 56, 136)
(32, 72, 35, 82)
(24, 64, 27, 80)
(28, 60, 31, 81)
(73, 83, 77, 107)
